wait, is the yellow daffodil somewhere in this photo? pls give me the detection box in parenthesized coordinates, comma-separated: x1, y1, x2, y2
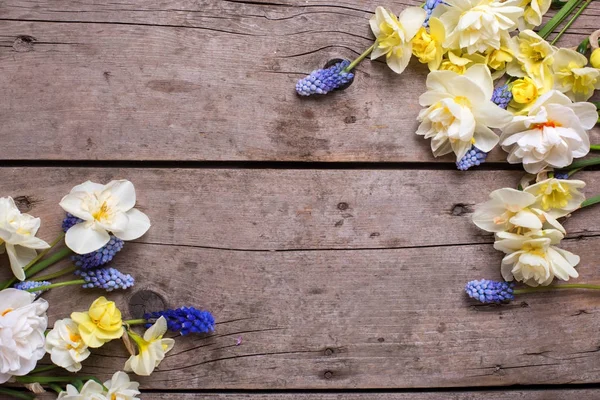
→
(412, 17, 446, 71)
(591, 48, 600, 69)
(435, 0, 523, 54)
(518, 0, 551, 29)
(486, 34, 513, 72)
(417, 64, 513, 161)
(439, 51, 486, 74)
(507, 30, 556, 89)
(524, 178, 586, 218)
(71, 296, 124, 348)
(507, 76, 551, 115)
(369, 6, 426, 74)
(124, 317, 175, 376)
(552, 48, 600, 101)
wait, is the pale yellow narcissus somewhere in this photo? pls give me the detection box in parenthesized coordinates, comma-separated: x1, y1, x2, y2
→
(552, 48, 600, 102)
(124, 316, 175, 376)
(44, 318, 91, 372)
(507, 30, 556, 89)
(524, 178, 586, 218)
(591, 48, 600, 69)
(71, 296, 124, 348)
(434, 0, 523, 54)
(416, 64, 512, 161)
(439, 51, 486, 74)
(518, 0, 551, 29)
(369, 6, 427, 74)
(411, 17, 446, 71)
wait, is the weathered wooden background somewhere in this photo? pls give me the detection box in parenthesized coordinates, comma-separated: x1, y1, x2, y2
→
(1, 0, 600, 399)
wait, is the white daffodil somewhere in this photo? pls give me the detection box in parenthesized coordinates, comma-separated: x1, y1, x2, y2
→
(500, 90, 597, 173)
(104, 371, 141, 400)
(0, 197, 50, 281)
(44, 318, 90, 372)
(518, 0, 551, 29)
(434, 0, 523, 54)
(59, 180, 151, 255)
(553, 48, 600, 102)
(494, 231, 579, 286)
(416, 64, 512, 161)
(507, 30, 556, 89)
(0, 289, 48, 384)
(472, 187, 565, 234)
(369, 6, 427, 74)
(57, 380, 108, 400)
(124, 316, 175, 376)
(524, 178, 586, 218)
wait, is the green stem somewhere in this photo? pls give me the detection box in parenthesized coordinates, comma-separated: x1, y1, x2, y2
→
(0, 388, 34, 400)
(16, 376, 97, 384)
(514, 283, 600, 295)
(28, 364, 58, 374)
(25, 279, 85, 292)
(124, 319, 147, 325)
(590, 144, 600, 151)
(577, 37, 590, 54)
(550, 0, 593, 45)
(538, 0, 584, 39)
(32, 265, 77, 282)
(565, 156, 600, 170)
(25, 247, 73, 278)
(343, 43, 376, 73)
(581, 194, 600, 209)
(49, 383, 65, 394)
(567, 167, 583, 177)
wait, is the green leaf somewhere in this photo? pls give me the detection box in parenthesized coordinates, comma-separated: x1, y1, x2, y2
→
(538, 0, 584, 39)
(0, 387, 35, 400)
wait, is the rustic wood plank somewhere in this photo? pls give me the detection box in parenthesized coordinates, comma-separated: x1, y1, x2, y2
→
(1, 168, 600, 389)
(34, 390, 600, 400)
(0, 168, 598, 250)
(0, 1, 598, 161)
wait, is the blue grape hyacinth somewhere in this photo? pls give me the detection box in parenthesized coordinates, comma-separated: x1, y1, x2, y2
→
(424, 0, 443, 27)
(145, 307, 216, 335)
(296, 60, 354, 96)
(63, 213, 124, 269)
(554, 172, 569, 179)
(76, 267, 135, 291)
(491, 84, 513, 110)
(14, 281, 51, 296)
(465, 279, 515, 304)
(457, 147, 488, 171)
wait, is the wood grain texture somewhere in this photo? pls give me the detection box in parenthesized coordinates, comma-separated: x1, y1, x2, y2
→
(1, 168, 600, 389)
(0, 0, 598, 161)
(34, 390, 600, 400)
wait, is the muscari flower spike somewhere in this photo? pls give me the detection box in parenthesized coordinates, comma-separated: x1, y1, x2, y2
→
(554, 172, 570, 179)
(63, 213, 124, 269)
(296, 60, 354, 96)
(75, 267, 135, 291)
(465, 279, 515, 304)
(456, 84, 513, 171)
(144, 306, 215, 336)
(423, 0, 443, 27)
(14, 280, 51, 296)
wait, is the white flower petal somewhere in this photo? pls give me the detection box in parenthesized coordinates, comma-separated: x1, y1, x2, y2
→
(6, 244, 37, 281)
(65, 223, 111, 254)
(105, 180, 137, 212)
(398, 7, 427, 40)
(112, 209, 151, 241)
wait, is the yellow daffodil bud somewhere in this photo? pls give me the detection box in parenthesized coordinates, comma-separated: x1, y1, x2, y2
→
(590, 48, 600, 69)
(511, 77, 538, 104)
(412, 27, 437, 64)
(487, 47, 513, 71)
(71, 296, 124, 348)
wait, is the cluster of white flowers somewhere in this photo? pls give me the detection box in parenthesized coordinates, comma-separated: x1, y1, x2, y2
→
(472, 177, 586, 286)
(57, 371, 140, 400)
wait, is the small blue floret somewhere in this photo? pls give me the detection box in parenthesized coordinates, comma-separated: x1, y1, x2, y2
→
(457, 146, 488, 171)
(296, 60, 354, 96)
(423, 0, 443, 27)
(465, 279, 515, 304)
(14, 281, 51, 296)
(491, 84, 513, 110)
(144, 307, 215, 335)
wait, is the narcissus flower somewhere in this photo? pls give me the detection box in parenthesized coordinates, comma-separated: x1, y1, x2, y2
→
(57, 380, 107, 400)
(495, 230, 579, 286)
(104, 371, 141, 400)
(438, 51, 486, 74)
(411, 17, 446, 70)
(59, 180, 151, 255)
(471, 187, 565, 234)
(507, 30, 556, 89)
(518, 0, 551, 29)
(435, 0, 523, 54)
(553, 48, 600, 102)
(0, 289, 48, 384)
(71, 296, 124, 348)
(417, 64, 512, 161)
(125, 316, 175, 376)
(524, 178, 586, 218)
(500, 90, 597, 173)
(0, 197, 50, 281)
(369, 6, 427, 74)
(591, 48, 600, 69)
(44, 318, 90, 372)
